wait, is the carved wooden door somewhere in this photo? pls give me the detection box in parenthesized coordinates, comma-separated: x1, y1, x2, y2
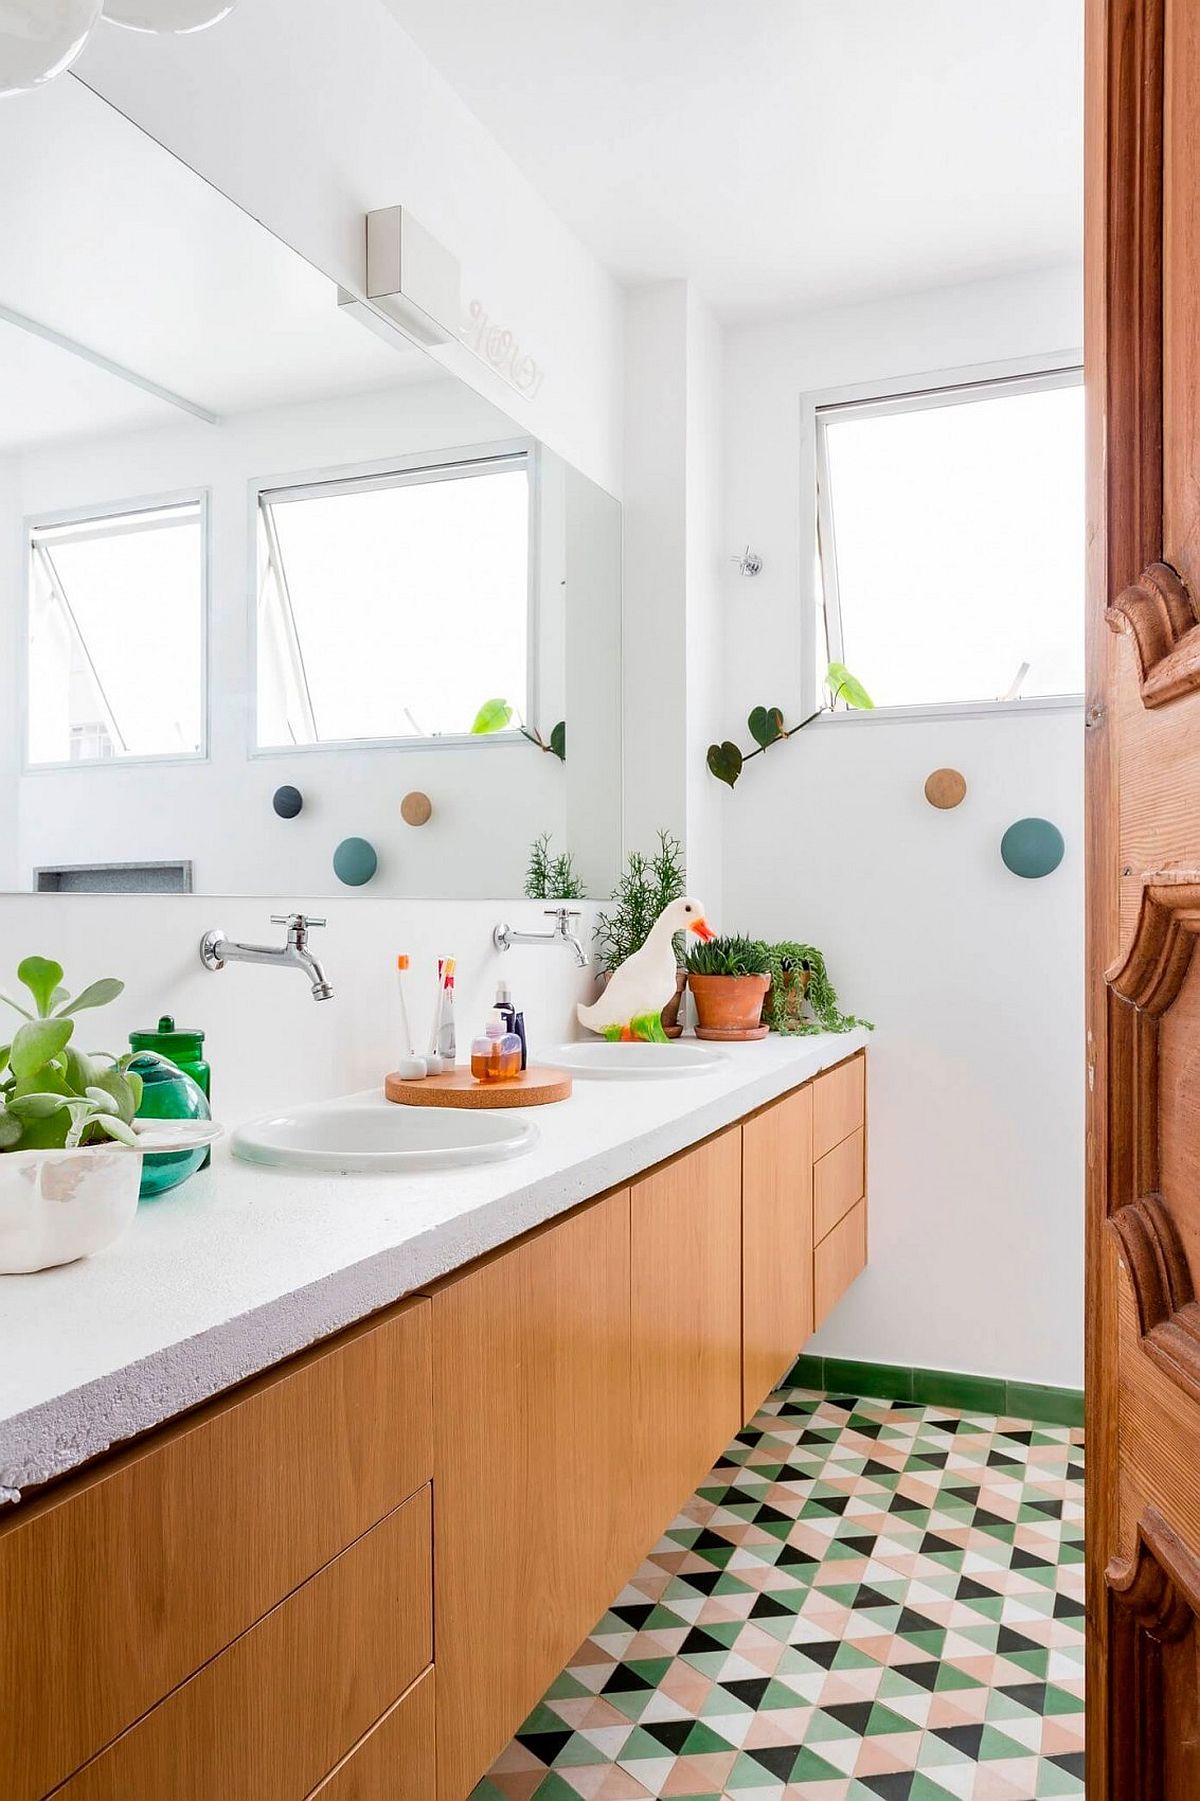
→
(1087, 0, 1200, 1792)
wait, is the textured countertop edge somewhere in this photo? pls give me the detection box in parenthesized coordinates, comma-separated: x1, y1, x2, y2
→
(0, 1031, 867, 1502)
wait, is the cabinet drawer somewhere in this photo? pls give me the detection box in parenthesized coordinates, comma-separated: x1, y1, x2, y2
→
(813, 1126, 865, 1243)
(1, 1296, 431, 1801)
(308, 1668, 435, 1801)
(58, 1486, 432, 1801)
(814, 1198, 867, 1328)
(812, 1053, 865, 1159)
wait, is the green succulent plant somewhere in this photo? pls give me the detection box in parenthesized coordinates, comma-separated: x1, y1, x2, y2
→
(685, 934, 771, 978)
(0, 958, 142, 1153)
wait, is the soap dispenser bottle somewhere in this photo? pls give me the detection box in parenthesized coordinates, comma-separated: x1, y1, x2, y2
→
(471, 1011, 523, 1083)
(495, 980, 527, 1070)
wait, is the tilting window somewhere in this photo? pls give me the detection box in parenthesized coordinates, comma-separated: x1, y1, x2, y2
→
(27, 500, 205, 766)
(256, 451, 531, 749)
(816, 368, 1084, 709)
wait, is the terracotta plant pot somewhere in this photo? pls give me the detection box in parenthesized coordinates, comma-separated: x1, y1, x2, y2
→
(688, 972, 771, 1041)
(661, 969, 688, 1039)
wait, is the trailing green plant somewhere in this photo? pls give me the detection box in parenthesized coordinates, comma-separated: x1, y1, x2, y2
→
(594, 830, 686, 973)
(524, 831, 587, 900)
(707, 661, 874, 789)
(763, 942, 873, 1036)
(472, 698, 565, 762)
(685, 934, 771, 978)
(0, 958, 143, 1153)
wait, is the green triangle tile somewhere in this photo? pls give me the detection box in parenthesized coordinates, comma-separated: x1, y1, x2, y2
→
(681, 1721, 736, 1755)
(978, 1724, 1029, 1760)
(554, 1731, 616, 1767)
(728, 1751, 790, 1787)
(819, 1583, 865, 1607)
(519, 1702, 573, 1735)
(976, 1522, 1018, 1544)
(711, 1573, 755, 1597)
(618, 1725, 675, 1761)
(957, 1623, 1001, 1651)
(469, 1782, 510, 1801)
(934, 1662, 985, 1693)
(865, 1701, 921, 1736)
(756, 1516, 796, 1542)
(1044, 1685, 1086, 1715)
(832, 1640, 882, 1670)
(826, 1538, 869, 1561)
(789, 1746, 848, 1781)
(527, 1775, 586, 1801)
(911, 1774, 970, 1799)
(678, 1651, 729, 1681)
(917, 1731, 978, 1768)
(962, 1593, 1006, 1621)
(1037, 1759, 1087, 1795)
(879, 1665, 937, 1699)
(803, 1709, 863, 1743)
(1006, 1647, 1051, 1677)
(904, 1629, 947, 1657)
(603, 1689, 659, 1722)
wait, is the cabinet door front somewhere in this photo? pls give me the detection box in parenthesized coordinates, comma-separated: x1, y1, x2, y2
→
(742, 1086, 814, 1417)
(430, 1189, 633, 1801)
(630, 1127, 743, 1553)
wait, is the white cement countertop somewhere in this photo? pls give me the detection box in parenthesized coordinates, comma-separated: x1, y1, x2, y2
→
(0, 1030, 869, 1501)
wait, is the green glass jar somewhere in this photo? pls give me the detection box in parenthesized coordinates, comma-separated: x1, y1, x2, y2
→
(128, 1053, 211, 1200)
(129, 1016, 212, 1173)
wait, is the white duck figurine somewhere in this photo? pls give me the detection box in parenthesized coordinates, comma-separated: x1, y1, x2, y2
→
(578, 896, 715, 1035)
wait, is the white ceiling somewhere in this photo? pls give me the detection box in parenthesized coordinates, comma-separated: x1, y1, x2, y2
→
(385, 0, 1083, 320)
(0, 76, 434, 453)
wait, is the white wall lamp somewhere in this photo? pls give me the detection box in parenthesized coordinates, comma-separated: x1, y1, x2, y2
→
(0, 0, 237, 101)
(360, 206, 462, 348)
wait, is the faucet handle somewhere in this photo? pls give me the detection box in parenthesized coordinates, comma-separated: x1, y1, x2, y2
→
(271, 913, 326, 926)
(544, 907, 582, 919)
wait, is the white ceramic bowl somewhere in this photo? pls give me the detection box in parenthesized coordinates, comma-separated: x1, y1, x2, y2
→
(0, 1145, 142, 1274)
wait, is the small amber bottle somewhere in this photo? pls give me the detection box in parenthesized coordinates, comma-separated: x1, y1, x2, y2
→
(470, 1011, 523, 1082)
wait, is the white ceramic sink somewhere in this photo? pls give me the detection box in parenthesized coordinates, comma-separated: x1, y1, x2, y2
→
(231, 1094, 538, 1173)
(550, 1041, 730, 1079)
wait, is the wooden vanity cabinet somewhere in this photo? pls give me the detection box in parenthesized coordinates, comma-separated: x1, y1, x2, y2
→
(629, 1125, 744, 1552)
(428, 1188, 635, 1801)
(742, 1083, 815, 1416)
(6, 1050, 868, 1801)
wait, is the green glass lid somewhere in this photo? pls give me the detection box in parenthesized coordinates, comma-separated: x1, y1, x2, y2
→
(128, 1014, 206, 1057)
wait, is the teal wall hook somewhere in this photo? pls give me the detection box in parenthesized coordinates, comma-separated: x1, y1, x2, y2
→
(1000, 817, 1064, 879)
(333, 836, 378, 886)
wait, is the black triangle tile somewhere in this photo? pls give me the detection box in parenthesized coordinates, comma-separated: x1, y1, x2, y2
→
(861, 1774, 917, 1800)
(514, 1728, 574, 1765)
(796, 1639, 841, 1669)
(643, 1719, 693, 1752)
(1050, 1751, 1086, 1778)
(747, 1743, 804, 1780)
(890, 1659, 941, 1692)
(1053, 1592, 1086, 1620)
(1010, 1547, 1054, 1571)
(822, 1700, 875, 1734)
(854, 1584, 898, 1612)
(679, 1626, 729, 1656)
(749, 1593, 793, 1619)
(934, 1723, 985, 1758)
(601, 1664, 655, 1694)
(997, 1625, 1042, 1656)
(721, 1676, 770, 1709)
(611, 1603, 655, 1628)
(1000, 1681, 1048, 1715)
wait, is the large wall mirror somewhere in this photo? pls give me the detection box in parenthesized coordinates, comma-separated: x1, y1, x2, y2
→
(0, 79, 622, 900)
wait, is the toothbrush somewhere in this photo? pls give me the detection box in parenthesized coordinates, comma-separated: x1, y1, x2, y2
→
(395, 955, 427, 1079)
(426, 957, 449, 1074)
(437, 957, 457, 1066)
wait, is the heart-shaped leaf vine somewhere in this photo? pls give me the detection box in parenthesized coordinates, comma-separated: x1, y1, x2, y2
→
(748, 705, 785, 750)
(707, 741, 744, 788)
(471, 698, 514, 735)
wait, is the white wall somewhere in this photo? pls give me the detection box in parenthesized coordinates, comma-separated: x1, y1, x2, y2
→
(720, 265, 1085, 1387)
(2, 379, 590, 898)
(0, 896, 602, 1126)
(72, 0, 624, 497)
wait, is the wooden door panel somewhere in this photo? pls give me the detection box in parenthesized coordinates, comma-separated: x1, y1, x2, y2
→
(742, 1087, 813, 1417)
(1089, 0, 1200, 1789)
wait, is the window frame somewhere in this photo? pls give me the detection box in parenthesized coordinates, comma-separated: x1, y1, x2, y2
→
(22, 489, 211, 775)
(248, 438, 540, 759)
(805, 351, 1086, 724)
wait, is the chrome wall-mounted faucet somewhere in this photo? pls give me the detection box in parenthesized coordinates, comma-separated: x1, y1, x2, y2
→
(200, 913, 334, 1000)
(493, 907, 589, 969)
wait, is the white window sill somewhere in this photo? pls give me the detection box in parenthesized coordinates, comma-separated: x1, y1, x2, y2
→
(815, 694, 1085, 727)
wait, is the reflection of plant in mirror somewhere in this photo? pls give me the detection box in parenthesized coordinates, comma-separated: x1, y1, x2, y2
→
(763, 942, 874, 1036)
(524, 832, 587, 900)
(471, 699, 566, 761)
(595, 830, 687, 973)
(599, 1013, 669, 1044)
(0, 958, 144, 1153)
(706, 661, 874, 789)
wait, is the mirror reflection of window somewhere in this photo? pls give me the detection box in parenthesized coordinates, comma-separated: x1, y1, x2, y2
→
(27, 500, 206, 767)
(256, 451, 531, 749)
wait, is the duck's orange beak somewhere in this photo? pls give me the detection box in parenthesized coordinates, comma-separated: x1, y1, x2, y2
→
(690, 917, 716, 942)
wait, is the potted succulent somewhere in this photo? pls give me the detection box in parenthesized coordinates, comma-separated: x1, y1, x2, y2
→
(0, 958, 213, 1273)
(594, 830, 688, 1036)
(685, 935, 772, 1040)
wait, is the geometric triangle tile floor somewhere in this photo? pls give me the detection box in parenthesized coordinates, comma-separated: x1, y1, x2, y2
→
(471, 1386, 1085, 1801)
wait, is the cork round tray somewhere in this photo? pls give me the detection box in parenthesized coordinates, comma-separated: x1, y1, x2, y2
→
(384, 1066, 572, 1108)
